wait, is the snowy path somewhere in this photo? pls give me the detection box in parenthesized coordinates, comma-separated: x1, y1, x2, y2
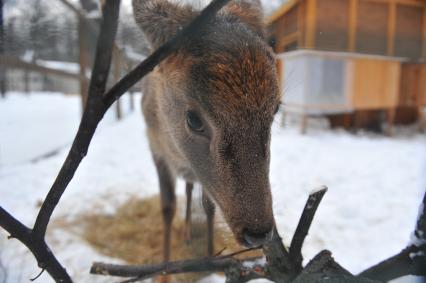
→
(0, 93, 425, 282)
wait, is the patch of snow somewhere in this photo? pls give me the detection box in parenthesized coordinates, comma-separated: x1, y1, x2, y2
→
(409, 250, 425, 260)
(36, 60, 80, 75)
(1, 92, 425, 282)
(242, 257, 267, 269)
(86, 9, 102, 19)
(21, 50, 35, 62)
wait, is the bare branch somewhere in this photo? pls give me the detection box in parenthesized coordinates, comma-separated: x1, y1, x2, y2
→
(91, 257, 238, 279)
(0, 207, 72, 282)
(290, 186, 328, 270)
(33, 0, 121, 240)
(358, 245, 426, 282)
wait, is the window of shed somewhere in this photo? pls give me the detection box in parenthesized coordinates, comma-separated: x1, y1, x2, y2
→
(356, 1, 388, 55)
(394, 5, 423, 59)
(315, 0, 349, 51)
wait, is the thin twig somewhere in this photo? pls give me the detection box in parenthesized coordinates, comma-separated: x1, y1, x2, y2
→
(290, 186, 328, 269)
(215, 246, 262, 259)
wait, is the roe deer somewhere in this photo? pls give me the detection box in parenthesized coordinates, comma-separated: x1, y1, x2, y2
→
(133, 0, 281, 264)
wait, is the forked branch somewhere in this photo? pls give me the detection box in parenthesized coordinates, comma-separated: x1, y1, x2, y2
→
(91, 187, 329, 283)
(91, 189, 426, 283)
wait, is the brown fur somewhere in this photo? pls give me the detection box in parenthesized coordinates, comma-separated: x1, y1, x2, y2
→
(133, 0, 281, 253)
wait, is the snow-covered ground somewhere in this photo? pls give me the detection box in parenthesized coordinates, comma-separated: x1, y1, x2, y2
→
(0, 92, 425, 283)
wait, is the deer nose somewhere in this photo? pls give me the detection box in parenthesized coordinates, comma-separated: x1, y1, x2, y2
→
(242, 228, 273, 247)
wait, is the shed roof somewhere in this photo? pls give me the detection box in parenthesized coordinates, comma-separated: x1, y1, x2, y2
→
(267, 0, 299, 24)
(267, 0, 426, 24)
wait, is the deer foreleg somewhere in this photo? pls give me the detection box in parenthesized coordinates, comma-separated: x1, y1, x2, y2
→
(202, 191, 215, 257)
(154, 159, 176, 264)
(184, 182, 194, 244)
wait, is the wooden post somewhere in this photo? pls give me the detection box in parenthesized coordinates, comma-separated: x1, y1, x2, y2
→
(422, 7, 426, 59)
(78, 18, 89, 111)
(300, 113, 308, 134)
(297, 2, 304, 47)
(305, 0, 316, 49)
(280, 111, 287, 127)
(386, 107, 396, 136)
(387, 1, 396, 56)
(24, 70, 29, 93)
(113, 50, 122, 120)
(129, 91, 135, 111)
(348, 0, 358, 52)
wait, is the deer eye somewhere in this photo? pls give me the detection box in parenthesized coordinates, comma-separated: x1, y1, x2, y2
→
(186, 111, 204, 132)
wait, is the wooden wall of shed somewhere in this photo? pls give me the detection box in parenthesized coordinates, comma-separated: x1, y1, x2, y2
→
(399, 63, 425, 107)
(356, 1, 389, 55)
(274, 4, 300, 52)
(395, 5, 423, 59)
(315, 0, 349, 51)
(271, 0, 426, 60)
(347, 58, 400, 109)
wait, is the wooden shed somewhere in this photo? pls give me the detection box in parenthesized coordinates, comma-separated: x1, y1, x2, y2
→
(268, 0, 426, 133)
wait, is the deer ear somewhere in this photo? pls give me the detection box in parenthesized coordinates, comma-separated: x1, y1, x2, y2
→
(224, 0, 265, 38)
(132, 0, 196, 49)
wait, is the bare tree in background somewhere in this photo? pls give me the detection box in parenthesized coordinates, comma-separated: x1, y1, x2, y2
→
(0, 0, 5, 98)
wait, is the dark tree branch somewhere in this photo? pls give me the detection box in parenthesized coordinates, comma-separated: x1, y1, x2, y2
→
(358, 245, 426, 282)
(91, 188, 426, 283)
(358, 191, 426, 282)
(0, 1, 120, 282)
(0, 207, 72, 282)
(33, 0, 121, 240)
(290, 186, 328, 270)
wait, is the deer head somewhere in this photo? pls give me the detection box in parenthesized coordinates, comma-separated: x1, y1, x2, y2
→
(133, 0, 281, 247)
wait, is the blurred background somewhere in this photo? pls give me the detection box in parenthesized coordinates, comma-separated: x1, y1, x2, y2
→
(0, 0, 425, 282)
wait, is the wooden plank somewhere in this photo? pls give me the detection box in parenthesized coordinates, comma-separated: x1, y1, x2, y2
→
(350, 58, 401, 109)
(423, 7, 426, 59)
(348, 0, 358, 51)
(362, 0, 425, 7)
(315, 0, 350, 51)
(420, 65, 426, 106)
(280, 32, 300, 47)
(0, 55, 83, 80)
(305, 0, 316, 49)
(297, 2, 304, 47)
(357, 0, 389, 55)
(395, 4, 423, 59)
(387, 1, 396, 56)
(399, 64, 421, 107)
(267, 0, 300, 24)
